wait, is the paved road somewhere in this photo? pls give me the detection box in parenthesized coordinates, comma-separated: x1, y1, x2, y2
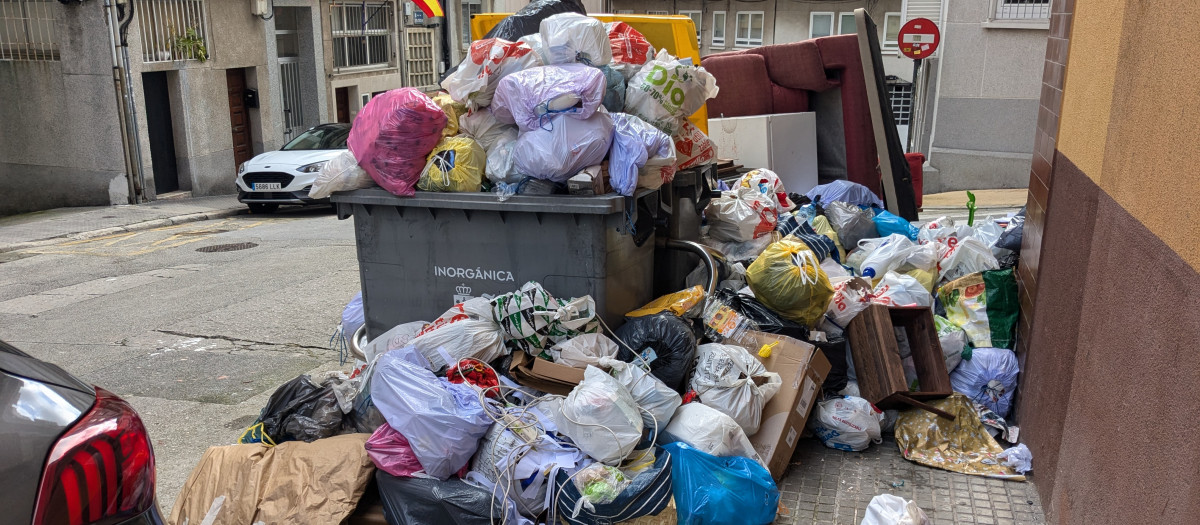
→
(0, 206, 358, 513)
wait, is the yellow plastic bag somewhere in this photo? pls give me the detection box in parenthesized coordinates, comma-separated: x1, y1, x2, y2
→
(745, 236, 834, 327)
(432, 93, 466, 137)
(810, 215, 846, 262)
(417, 136, 485, 192)
(626, 285, 705, 317)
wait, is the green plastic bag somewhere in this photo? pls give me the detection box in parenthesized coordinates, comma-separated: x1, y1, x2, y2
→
(938, 268, 1019, 349)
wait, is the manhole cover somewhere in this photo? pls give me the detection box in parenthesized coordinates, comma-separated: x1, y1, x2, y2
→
(196, 242, 258, 253)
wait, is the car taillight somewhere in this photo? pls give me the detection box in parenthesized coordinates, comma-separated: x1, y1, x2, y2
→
(32, 387, 155, 525)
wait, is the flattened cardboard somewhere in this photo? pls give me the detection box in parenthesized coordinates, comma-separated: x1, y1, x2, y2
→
(508, 351, 587, 396)
(737, 331, 832, 480)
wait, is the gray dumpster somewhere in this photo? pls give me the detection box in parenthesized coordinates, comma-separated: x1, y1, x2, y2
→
(333, 188, 657, 339)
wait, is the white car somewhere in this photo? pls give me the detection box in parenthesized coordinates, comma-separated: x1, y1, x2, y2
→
(236, 123, 351, 213)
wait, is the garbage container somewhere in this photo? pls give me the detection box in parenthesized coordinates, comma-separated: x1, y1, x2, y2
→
(333, 188, 657, 339)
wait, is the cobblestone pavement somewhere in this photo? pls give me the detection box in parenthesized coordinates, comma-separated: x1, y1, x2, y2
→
(777, 436, 1046, 524)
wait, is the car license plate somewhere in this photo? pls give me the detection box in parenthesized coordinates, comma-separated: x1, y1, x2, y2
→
(254, 183, 282, 191)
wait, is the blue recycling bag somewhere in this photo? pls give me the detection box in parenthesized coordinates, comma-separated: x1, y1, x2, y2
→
(663, 441, 779, 525)
(872, 209, 920, 240)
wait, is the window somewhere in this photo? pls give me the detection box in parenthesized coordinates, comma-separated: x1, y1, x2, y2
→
(0, 0, 58, 61)
(888, 82, 913, 125)
(882, 12, 901, 51)
(734, 11, 763, 47)
(460, 0, 482, 48)
(679, 10, 701, 46)
(331, 2, 394, 70)
(615, 10, 634, 15)
(838, 12, 856, 35)
(647, 10, 669, 15)
(405, 27, 437, 87)
(809, 12, 833, 39)
(136, 0, 211, 63)
(993, 0, 1051, 20)
(711, 11, 726, 48)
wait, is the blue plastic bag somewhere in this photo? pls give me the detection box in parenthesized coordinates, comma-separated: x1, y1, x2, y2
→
(662, 441, 779, 525)
(872, 209, 920, 240)
(342, 292, 365, 339)
(949, 347, 1019, 418)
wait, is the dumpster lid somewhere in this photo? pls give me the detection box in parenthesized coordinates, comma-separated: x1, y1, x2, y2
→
(331, 188, 632, 215)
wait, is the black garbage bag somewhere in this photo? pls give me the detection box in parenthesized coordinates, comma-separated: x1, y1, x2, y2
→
(995, 207, 1026, 252)
(375, 470, 509, 525)
(256, 375, 344, 443)
(483, 0, 587, 40)
(712, 289, 809, 342)
(813, 336, 849, 395)
(614, 312, 697, 394)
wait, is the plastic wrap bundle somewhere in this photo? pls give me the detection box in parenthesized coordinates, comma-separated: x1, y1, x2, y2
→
(598, 357, 682, 431)
(492, 64, 606, 131)
(673, 119, 718, 170)
(612, 312, 698, 394)
(539, 13, 612, 66)
(609, 112, 677, 195)
(690, 343, 782, 436)
(557, 366, 644, 465)
(935, 315, 968, 373)
(459, 108, 519, 153)
(808, 396, 884, 452)
(441, 38, 543, 110)
(407, 298, 508, 371)
(745, 237, 835, 327)
(550, 333, 619, 367)
(416, 136, 486, 192)
(370, 351, 493, 479)
(605, 22, 655, 78)
(309, 150, 375, 199)
(706, 187, 779, 242)
(937, 236, 1001, 285)
(950, 347, 1020, 418)
(624, 49, 719, 135)
(599, 65, 626, 113)
(483, 0, 586, 41)
(824, 201, 879, 250)
(486, 140, 524, 185)
(347, 88, 447, 197)
(805, 180, 886, 208)
(512, 111, 614, 182)
(658, 402, 761, 462)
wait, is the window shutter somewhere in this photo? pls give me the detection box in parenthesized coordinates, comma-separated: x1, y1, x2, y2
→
(901, 0, 942, 25)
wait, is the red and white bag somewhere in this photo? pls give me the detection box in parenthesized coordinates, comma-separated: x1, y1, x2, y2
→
(673, 119, 717, 169)
(606, 21, 655, 78)
(441, 38, 543, 110)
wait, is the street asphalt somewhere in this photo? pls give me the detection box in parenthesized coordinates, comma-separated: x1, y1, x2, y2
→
(0, 204, 357, 513)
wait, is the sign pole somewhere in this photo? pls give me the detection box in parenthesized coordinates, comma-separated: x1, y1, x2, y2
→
(907, 58, 921, 153)
(897, 17, 941, 159)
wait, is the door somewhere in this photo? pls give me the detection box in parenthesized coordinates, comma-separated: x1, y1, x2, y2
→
(335, 87, 350, 123)
(280, 60, 305, 140)
(143, 72, 179, 194)
(226, 69, 253, 169)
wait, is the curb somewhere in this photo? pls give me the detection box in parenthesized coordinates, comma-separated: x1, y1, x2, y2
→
(0, 207, 247, 254)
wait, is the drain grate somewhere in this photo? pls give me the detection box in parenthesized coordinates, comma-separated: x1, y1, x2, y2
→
(196, 242, 258, 253)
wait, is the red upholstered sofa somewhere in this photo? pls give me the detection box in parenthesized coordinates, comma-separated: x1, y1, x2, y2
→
(701, 35, 883, 197)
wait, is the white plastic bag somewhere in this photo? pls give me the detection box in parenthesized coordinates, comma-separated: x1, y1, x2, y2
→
(857, 234, 916, 282)
(362, 320, 429, 365)
(825, 277, 873, 328)
(861, 494, 931, 525)
(658, 402, 762, 463)
(309, 150, 375, 199)
(557, 366, 644, 465)
(550, 333, 619, 368)
(370, 350, 494, 479)
(598, 357, 682, 432)
(441, 38, 543, 110)
(935, 315, 967, 373)
(512, 111, 614, 182)
(539, 13, 612, 66)
(673, 119, 718, 170)
(492, 63, 606, 131)
(871, 272, 933, 308)
(407, 298, 509, 370)
(609, 112, 677, 195)
(997, 443, 1032, 474)
(705, 187, 779, 243)
(690, 343, 782, 436)
(937, 237, 1000, 284)
(485, 138, 525, 184)
(808, 396, 884, 452)
(460, 108, 519, 153)
(624, 49, 719, 135)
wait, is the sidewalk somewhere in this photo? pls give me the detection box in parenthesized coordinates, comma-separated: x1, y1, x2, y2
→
(0, 195, 246, 253)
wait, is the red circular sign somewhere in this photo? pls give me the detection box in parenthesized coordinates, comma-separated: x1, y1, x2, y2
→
(897, 18, 940, 60)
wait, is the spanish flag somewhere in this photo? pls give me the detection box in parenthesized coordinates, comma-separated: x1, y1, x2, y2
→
(413, 0, 443, 18)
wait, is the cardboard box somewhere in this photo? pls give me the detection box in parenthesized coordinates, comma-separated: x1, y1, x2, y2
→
(709, 112, 819, 194)
(508, 351, 588, 396)
(737, 330, 831, 480)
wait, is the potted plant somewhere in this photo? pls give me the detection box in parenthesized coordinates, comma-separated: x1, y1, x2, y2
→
(172, 27, 208, 62)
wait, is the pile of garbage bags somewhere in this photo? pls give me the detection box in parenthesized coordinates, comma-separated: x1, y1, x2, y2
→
(309, 11, 720, 201)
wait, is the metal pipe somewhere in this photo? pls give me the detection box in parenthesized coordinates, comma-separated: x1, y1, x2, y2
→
(665, 239, 719, 296)
(118, 0, 147, 202)
(106, 1, 140, 204)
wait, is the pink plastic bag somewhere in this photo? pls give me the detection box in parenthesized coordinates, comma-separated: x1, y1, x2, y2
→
(347, 88, 447, 197)
(365, 423, 471, 478)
